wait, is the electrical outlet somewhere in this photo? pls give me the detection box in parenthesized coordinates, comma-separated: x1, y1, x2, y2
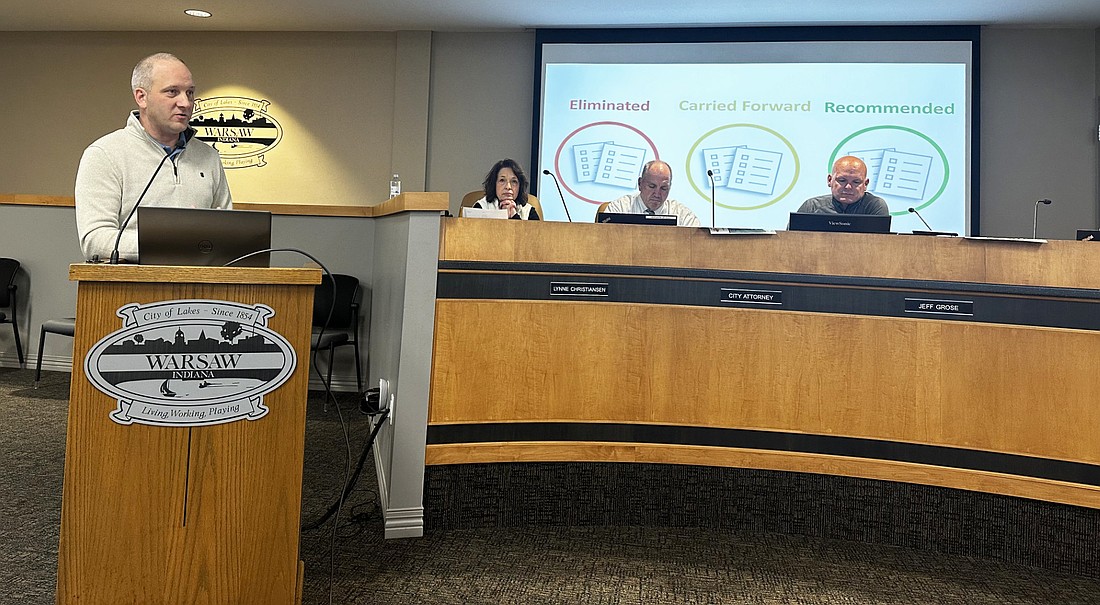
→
(361, 378, 392, 415)
(377, 378, 390, 411)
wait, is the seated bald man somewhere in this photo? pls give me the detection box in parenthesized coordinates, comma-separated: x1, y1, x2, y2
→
(603, 160, 700, 227)
(797, 155, 889, 215)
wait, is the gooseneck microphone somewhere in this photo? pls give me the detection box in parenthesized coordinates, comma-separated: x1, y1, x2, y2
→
(542, 169, 572, 222)
(1033, 198, 1052, 239)
(706, 169, 717, 228)
(110, 144, 184, 264)
(907, 207, 933, 231)
(906, 206, 958, 237)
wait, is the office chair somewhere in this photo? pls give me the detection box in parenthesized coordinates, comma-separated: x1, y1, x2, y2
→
(460, 190, 484, 208)
(526, 194, 544, 219)
(595, 201, 611, 220)
(0, 258, 24, 367)
(311, 273, 363, 393)
(35, 317, 76, 388)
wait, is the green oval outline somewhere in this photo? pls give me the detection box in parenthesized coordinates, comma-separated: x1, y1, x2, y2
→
(829, 125, 950, 217)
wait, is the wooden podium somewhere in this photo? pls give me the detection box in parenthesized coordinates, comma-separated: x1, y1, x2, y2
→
(57, 264, 321, 605)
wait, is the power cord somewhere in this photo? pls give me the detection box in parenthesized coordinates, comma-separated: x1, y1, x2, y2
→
(224, 248, 354, 605)
(301, 406, 389, 531)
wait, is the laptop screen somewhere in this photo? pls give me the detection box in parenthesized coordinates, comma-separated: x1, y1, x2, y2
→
(596, 212, 678, 226)
(788, 212, 892, 234)
(137, 207, 272, 267)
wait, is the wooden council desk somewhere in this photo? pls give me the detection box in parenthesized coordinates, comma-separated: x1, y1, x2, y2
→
(427, 218, 1100, 509)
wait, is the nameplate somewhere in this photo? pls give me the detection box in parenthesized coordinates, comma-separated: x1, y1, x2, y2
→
(460, 207, 508, 219)
(721, 288, 783, 305)
(550, 281, 609, 297)
(904, 298, 974, 316)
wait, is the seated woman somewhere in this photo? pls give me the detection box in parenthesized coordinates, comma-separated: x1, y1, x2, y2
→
(472, 159, 540, 220)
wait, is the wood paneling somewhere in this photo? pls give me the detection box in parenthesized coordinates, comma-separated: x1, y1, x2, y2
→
(57, 267, 316, 605)
(425, 442, 1100, 509)
(238, 192, 448, 217)
(0, 193, 73, 206)
(69, 263, 322, 285)
(438, 217, 1100, 289)
(0, 191, 449, 217)
(428, 219, 1100, 508)
(430, 300, 1100, 463)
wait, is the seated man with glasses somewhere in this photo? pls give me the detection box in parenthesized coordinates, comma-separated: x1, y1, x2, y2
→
(797, 155, 889, 215)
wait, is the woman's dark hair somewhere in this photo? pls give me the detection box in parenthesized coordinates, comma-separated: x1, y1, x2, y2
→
(481, 158, 529, 206)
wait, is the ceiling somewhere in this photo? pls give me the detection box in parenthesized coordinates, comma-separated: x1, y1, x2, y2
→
(6, 0, 1100, 32)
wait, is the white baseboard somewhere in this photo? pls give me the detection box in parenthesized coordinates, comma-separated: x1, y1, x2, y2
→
(306, 371, 364, 392)
(0, 351, 28, 369)
(375, 433, 425, 539)
(35, 354, 74, 374)
(0, 352, 73, 372)
(383, 505, 425, 539)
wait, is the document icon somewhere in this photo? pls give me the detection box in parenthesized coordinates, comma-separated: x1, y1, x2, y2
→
(572, 141, 611, 183)
(700, 146, 743, 186)
(845, 148, 895, 190)
(593, 143, 646, 189)
(725, 147, 783, 195)
(875, 150, 934, 200)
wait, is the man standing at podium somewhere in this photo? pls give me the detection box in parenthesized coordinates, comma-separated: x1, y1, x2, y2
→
(604, 160, 700, 227)
(75, 53, 232, 262)
(797, 155, 888, 215)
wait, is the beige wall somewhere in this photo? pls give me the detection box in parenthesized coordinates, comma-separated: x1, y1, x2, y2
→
(2, 28, 1099, 233)
(979, 28, 1098, 238)
(427, 32, 535, 213)
(0, 31, 431, 205)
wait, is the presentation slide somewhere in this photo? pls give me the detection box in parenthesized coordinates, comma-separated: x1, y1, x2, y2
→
(535, 39, 973, 234)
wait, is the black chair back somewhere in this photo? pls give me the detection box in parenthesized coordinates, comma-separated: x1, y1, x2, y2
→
(312, 274, 360, 330)
(0, 258, 24, 365)
(0, 258, 18, 309)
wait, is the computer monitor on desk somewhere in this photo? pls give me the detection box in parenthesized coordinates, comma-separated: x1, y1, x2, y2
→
(788, 212, 892, 234)
(597, 212, 678, 226)
(138, 207, 272, 267)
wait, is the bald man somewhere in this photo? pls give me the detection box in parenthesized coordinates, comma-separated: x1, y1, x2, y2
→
(603, 160, 700, 227)
(797, 156, 888, 215)
(76, 52, 231, 262)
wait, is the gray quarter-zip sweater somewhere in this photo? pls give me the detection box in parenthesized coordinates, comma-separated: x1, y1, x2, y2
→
(75, 111, 232, 261)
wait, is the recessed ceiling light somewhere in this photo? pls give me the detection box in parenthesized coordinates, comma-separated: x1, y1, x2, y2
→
(184, 9, 212, 18)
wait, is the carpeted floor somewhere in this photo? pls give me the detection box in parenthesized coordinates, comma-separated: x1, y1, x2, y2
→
(3, 367, 1100, 605)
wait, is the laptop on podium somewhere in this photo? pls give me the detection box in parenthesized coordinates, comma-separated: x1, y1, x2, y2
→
(138, 207, 272, 267)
